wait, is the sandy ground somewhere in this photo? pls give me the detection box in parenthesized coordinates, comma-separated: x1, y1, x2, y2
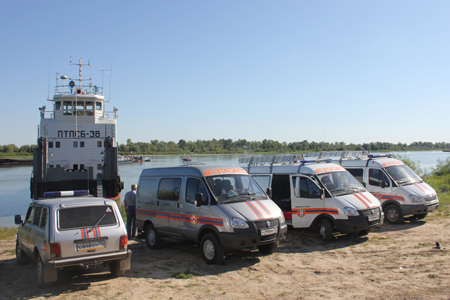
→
(1, 213, 449, 300)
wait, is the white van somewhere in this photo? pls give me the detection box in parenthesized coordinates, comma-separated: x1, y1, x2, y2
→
(314, 151, 439, 224)
(135, 164, 287, 264)
(240, 155, 383, 241)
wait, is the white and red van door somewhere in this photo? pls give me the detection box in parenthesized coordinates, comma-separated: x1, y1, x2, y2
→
(366, 168, 404, 204)
(290, 175, 325, 229)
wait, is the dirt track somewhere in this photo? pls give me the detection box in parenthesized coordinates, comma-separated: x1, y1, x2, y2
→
(1, 213, 449, 300)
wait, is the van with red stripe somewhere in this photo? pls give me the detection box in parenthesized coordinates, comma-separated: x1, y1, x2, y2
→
(326, 152, 439, 224)
(135, 164, 287, 264)
(14, 191, 131, 287)
(240, 155, 383, 242)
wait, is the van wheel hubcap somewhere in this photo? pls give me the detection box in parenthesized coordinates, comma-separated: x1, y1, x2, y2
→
(203, 240, 215, 260)
(147, 229, 155, 245)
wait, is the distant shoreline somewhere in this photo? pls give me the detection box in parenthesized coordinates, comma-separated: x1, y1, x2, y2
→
(0, 158, 33, 167)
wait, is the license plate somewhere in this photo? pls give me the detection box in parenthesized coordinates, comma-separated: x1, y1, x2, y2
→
(76, 240, 106, 251)
(368, 213, 380, 222)
(261, 227, 277, 236)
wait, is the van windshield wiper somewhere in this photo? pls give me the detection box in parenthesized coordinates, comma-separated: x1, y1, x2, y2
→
(89, 213, 106, 233)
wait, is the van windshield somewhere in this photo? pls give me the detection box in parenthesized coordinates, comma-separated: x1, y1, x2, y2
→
(385, 165, 422, 185)
(317, 171, 365, 196)
(205, 174, 266, 202)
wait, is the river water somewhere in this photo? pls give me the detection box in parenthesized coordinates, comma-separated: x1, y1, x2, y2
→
(1, 151, 449, 227)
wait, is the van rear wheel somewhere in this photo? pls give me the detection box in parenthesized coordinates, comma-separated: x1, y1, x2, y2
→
(384, 205, 403, 224)
(319, 219, 333, 242)
(145, 223, 162, 249)
(200, 233, 224, 265)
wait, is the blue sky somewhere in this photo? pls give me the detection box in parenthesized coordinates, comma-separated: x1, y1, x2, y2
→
(1, 1, 449, 147)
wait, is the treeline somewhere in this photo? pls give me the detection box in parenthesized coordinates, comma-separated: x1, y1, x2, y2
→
(118, 139, 450, 155)
(0, 144, 35, 154)
(2, 140, 450, 156)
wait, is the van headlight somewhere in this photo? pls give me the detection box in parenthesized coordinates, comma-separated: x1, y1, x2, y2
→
(230, 217, 249, 229)
(410, 195, 423, 203)
(344, 207, 359, 216)
(280, 213, 286, 226)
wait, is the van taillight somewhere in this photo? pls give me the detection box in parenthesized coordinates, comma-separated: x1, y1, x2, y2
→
(120, 235, 128, 250)
(50, 243, 61, 258)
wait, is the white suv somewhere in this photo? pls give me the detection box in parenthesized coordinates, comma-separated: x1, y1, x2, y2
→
(15, 191, 132, 287)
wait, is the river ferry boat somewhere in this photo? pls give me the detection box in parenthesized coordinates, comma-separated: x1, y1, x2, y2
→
(31, 58, 124, 199)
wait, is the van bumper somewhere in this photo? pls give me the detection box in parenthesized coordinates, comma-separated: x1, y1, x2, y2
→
(334, 216, 381, 234)
(217, 224, 287, 250)
(47, 250, 132, 269)
(401, 203, 439, 215)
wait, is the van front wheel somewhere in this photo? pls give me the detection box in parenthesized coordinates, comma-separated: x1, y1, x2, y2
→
(319, 219, 333, 242)
(200, 233, 224, 265)
(384, 205, 403, 224)
(145, 223, 162, 249)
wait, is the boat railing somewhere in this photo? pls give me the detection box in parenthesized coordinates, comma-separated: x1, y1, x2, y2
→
(54, 84, 104, 96)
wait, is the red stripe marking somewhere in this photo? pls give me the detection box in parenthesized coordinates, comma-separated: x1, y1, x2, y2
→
(246, 201, 263, 220)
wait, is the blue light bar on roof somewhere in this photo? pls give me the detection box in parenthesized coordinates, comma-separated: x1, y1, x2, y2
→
(299, 159, 332, 164)
(44, 190, 89, 197)
(368, 154, 392, 158)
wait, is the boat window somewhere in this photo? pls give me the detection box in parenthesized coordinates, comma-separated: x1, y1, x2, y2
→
(56, 142, 61, 148)
(86, 101, 94, 116)
(55, 101, 61, 110)
(63, 101, 73, 115)
(97, 141, 102, 147)
(80, 141, 85, 148)
(97, 164, 102, 170)
(49, 165, 54, 168)
(73, 141, 78, 148)
(48, 141, 53, 148)
(80, 164, 85, 170)
(96, 102, 102, 110)
(73, 164, 79, 171)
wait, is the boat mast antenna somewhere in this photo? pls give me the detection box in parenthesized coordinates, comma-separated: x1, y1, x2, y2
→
(69, 56, 91, 87)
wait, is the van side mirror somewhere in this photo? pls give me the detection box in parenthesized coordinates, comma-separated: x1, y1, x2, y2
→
(195, 193, 203, 207)
(266, 188, 272, 198)
(381, 181, 387, 188)
(14, 214, 23, 225)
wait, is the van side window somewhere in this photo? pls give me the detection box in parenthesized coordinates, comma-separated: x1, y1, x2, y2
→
(138, 178, 158, 198)
(186, 178, 209, 205)
(33, 206, 42, 226)
(294, 177, 321, 198)
(158, 178, 182, 201)
(25, 206, 33, 223)
(40, 207, 48, 229)
(369, 169, 390, 187)
(252, 175, 270, 191)
(347, 168, 364, 184)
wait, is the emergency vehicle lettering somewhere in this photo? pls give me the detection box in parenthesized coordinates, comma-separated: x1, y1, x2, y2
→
(382, 161, 404, 167)
(41, 243, 47, 252)
(136, 209, 224, 226)
(414, 183, 434, 196)
(292, 208, 339, 216)
(314, 166, 346, 174)
(80, 227, 101, 239)
(353, 193, 375, 209)
(203, 168, 248, 176)
(373, 193, 404, 201)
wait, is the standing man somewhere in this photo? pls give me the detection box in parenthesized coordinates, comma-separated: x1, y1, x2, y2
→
(124, 183, 137, 239)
